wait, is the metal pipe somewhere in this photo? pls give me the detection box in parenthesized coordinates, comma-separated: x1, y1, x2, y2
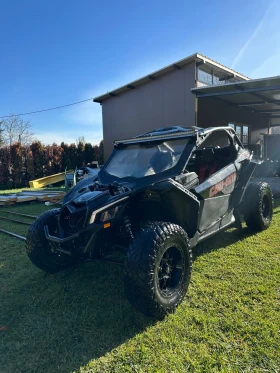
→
(0, 228, 26, 241)
(1, 210, 37, 219)
(0, 215, 32, 225)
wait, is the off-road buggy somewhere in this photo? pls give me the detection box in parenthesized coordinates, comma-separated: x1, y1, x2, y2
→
(26, 126, 273, 319)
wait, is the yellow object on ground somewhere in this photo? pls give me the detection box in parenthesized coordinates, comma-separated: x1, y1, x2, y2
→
(29, 170, 73, 188)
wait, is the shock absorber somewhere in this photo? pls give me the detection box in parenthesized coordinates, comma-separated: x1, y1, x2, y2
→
(124, 216, 134, 240)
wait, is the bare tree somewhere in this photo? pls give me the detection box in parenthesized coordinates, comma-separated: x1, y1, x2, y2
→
(1, 115, 34, 146)
(76, 136, 85, 146)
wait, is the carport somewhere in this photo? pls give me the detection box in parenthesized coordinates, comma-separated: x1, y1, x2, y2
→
(192, 76, 280, 157)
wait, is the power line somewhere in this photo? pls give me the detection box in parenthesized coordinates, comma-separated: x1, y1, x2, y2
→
(0, 97, 95, 119)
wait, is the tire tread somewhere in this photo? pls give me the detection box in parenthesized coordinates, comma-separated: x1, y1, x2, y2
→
(124, 221, 192, 319)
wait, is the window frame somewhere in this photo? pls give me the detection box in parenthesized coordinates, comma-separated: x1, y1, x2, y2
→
(197, 66, 240, 86)
(228, 123, 249, 146)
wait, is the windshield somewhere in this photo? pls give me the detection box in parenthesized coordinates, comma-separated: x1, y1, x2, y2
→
(104, 138, 191, 179)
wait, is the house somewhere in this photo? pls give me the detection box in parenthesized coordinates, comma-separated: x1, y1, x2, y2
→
(94, 52, 278, 160)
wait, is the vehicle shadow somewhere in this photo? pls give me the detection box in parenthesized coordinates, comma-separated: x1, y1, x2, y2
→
(193, 226, 252, 259)
(2, 259, 154, 373)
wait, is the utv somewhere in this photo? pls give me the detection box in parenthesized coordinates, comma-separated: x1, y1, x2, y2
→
(26, 126, 273, 319)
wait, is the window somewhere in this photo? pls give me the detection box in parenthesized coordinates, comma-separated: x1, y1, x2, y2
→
(228, 123, 249, 145)
(198, 130, 230, 149)
(243, 126, 249, 145)
(197, 68, 213, 85)
(197, 67, 242, 87)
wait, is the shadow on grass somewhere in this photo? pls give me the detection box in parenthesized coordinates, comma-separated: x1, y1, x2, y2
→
(1, 257, 154, 373)
(193, 226, 252, 259)
(193, 197, 280, 257)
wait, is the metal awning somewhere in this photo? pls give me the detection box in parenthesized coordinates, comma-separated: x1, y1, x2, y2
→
(192, 76, 280, 126)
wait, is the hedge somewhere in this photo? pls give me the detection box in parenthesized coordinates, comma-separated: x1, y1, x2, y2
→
(0, 140, 104, 189)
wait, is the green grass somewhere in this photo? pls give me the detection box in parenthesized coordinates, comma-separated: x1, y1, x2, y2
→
(0, 201, 279, 373)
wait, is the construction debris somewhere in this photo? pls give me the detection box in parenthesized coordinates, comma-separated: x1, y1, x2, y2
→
(0, 190, 65, 206)
(29, 170, 74, 188)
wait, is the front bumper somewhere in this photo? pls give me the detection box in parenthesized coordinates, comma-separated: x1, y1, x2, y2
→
(44, 225, 79, 243)
(44, 221, 104, 256)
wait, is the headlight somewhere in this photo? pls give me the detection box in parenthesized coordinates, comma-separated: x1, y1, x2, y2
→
(89, 205, 121, 224)
(100, 206, 121, 222)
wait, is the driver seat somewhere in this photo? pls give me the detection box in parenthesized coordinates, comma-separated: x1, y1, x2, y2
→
(199, 148, 217, 183)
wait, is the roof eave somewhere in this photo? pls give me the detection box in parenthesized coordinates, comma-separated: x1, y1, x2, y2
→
(93, 52, 249, 104)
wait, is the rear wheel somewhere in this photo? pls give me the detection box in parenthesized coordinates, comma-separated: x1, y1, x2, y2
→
(26, 209, 75, 273)
(124, 222, 192, 319)
(244, 182, 273, 232)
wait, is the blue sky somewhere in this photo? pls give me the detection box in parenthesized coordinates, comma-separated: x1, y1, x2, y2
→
(0, 0, 279, 145)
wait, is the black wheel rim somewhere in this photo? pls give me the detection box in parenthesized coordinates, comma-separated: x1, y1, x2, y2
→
(157, 245, 184, 297)
(262, 195, 271, 220)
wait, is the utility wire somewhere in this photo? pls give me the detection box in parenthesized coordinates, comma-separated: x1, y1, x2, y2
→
(0, 97, 94, 119)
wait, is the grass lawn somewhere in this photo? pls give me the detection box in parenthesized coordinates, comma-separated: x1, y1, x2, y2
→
(0, 200, 279, 373)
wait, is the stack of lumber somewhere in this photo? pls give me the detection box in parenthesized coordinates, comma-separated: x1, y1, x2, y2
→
(0, 190, 65, 206)
(0, 195, 19, 206)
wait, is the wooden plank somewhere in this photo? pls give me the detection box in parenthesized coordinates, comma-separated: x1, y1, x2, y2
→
(36, 195, 64, 202)
(22, 189, 65, 194)
(19, 191, 65, 196)
(16, 195, 37, 202)
(0, 190, 65, 205)
(0, 201, 15, 206)
(0, 195, 18, 202)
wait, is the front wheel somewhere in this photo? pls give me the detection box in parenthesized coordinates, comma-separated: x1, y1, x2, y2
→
(26, 208, 75, 273)
(124, 222, 192, 319)
(244, 182, 273, 232)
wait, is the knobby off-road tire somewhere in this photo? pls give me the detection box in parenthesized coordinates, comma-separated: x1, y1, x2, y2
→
(244, 182, 273, 232)
(124, 222, 192, 319)
(26, 208, 75, 273)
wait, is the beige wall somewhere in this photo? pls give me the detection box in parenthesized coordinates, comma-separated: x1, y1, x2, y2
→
(102, 62, 196, 160)
(197, 97, 270, 144)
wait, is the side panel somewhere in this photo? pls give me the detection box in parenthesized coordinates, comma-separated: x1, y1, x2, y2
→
(198, 195, 231, 232)
(194, 164, 237, 231)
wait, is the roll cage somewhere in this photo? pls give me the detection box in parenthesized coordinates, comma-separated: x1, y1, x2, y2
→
(98, 126, 244, 186)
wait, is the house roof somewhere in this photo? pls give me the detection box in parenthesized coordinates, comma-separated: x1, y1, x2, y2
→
(93, 52, 249, 104)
